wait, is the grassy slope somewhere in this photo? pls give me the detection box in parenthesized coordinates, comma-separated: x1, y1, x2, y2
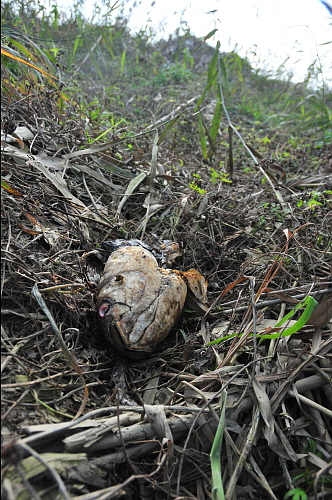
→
(1, 4, 332, 500)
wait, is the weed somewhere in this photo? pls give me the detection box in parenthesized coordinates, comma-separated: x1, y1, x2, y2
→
(152, 63, 193, 86)
(284, 487, 308, 500)
(189, 181, 207, 195)
(210, 168, 232, 184)
(296, 191, 331, 210)
(260, 136, 271, 145)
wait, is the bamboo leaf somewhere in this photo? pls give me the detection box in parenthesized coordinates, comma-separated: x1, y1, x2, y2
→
(31, 285, 89, 419)
(197, 113, 207, 159)
(208, 100, 223, 157)
(196, 44, 219, 108)
(207, 296, 318, 345)
(157, 114, 182, 145)
(7, 38, 38, 61)
(219, 56, 228, 84)
(1, 48, 57, 79)
(275, 295, 318, 334)
(204, 29, 218, 42)
(121, 49, 126, 74)
(1, 179, 22, 196)
(117, 172, 147, 214)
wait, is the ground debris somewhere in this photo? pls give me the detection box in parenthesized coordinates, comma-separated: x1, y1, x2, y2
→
(2, 60, 332, 500)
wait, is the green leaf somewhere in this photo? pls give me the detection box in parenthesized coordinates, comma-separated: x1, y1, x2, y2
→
(261, 136, 271, 145)
(207, 296, 318, 345)
(218, 56, 228, 83)
(210, 391, 227, 500)
(307, 199, 323, 208)
(196, 44, 219, 108)
(158, 114, 182, 145)
(274, 296, 318, 336)
(120, 49, 126, 75)
(209, 100, 223, 148)
(117, 172, 147, 214)
(207, 48, 219, 89)
(1, 179, 22, 196)
(284, 487, 308, 500)
(8, 38, 37, 61)
(73, 36, 81, 56)
(197, 113, 207, 158)
(204, 29, 218, 42)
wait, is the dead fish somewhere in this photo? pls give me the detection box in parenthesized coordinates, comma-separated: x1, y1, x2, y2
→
(96, 245, 187, 358)
(96, 243, 212, 359)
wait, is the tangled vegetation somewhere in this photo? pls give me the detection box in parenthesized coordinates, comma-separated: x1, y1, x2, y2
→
(1, 2, 332, 500)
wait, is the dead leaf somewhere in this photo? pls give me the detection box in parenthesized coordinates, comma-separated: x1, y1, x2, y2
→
(144, 404, 173, 453)
(14, 126, 34, 141)
(253, 376, 291, 460)
(306, 294, 332, 328)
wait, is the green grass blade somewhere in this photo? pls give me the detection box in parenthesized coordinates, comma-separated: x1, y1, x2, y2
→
(197, 113, 207, 158)
(120, 49, 126, 75)
(207, 296, 319, 345)
(275, 295, 318, 335)
(208, 100, 223, 157)
(157, 114, 182, 145)
(210, 390, 227, 500)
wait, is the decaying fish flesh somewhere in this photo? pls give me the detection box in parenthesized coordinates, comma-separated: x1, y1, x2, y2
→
(97, 245, 188, 358)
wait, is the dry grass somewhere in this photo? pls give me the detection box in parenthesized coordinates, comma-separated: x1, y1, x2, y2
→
(1, 52, 332, 500)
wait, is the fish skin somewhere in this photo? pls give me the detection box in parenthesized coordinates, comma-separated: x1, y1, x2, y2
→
(97, 245, 187, 358)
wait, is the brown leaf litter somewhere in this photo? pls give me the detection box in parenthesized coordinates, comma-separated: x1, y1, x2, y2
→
(1, 82, 332, 500)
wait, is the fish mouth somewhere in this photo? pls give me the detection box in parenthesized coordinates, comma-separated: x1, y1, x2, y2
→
(110, 323, 153, 359)
(98, 299, 132, 319)
(98, 313, 154, 359)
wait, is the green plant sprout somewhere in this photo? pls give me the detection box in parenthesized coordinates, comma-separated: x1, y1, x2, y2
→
(284, 487, 308, 500)
(189, 182, 207, 195)
(296, 191, 331, 209)
(260, 136, 271, 145)
(207, 296, 318, 346)
(210, 168, 232, 183)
